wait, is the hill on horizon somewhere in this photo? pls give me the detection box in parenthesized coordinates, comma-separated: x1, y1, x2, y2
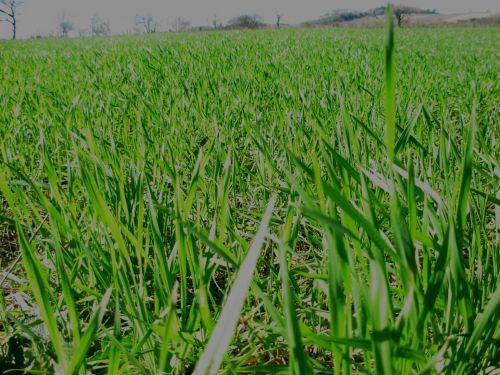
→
(304, 5, 438, 26)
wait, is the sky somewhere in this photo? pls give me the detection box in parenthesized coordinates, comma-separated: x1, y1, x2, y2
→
(1, 0, 499, 39)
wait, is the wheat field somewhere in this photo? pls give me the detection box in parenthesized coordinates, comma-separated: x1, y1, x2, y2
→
(0, 11, 499, 374)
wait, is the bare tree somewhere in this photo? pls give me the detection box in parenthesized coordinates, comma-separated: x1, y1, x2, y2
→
(90, 14, 110, 36)
(0, 0, 23, 40)
(59, 16, 74, 37)
(275, 11, 283, 28)
(135, 14, 157, 33)
(394, 7, 409, 27)
(212, 14, 217, 30)
(174, 18, 190, 32)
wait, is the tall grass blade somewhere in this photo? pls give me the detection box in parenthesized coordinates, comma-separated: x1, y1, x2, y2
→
(385, 3, 396, 162)
(279, 207, 312, 374)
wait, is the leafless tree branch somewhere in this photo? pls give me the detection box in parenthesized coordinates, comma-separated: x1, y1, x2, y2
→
(0, 0, 23, 39)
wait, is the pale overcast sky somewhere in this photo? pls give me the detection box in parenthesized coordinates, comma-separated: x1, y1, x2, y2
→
(1, 0, 499, 38)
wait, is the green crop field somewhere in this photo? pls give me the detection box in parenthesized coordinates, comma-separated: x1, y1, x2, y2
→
(0, 14, 499, 374)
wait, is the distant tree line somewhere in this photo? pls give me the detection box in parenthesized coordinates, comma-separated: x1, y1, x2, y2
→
(1, 1, 285, 40)
(370, 5, 437, 17)
(373, 5, 437, 27)
(307, 5, 438, 27)
(1, 3, 445, 40)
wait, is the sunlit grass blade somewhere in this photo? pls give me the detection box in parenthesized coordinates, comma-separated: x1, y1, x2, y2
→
(193, 195, 277, 375)
(462, 282, 500, 362)
(370, 260, 393, 375)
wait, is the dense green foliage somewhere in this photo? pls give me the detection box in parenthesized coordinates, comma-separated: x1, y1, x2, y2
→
(0, 25, 499, 374)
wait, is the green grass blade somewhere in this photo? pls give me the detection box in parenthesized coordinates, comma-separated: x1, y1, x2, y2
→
(17, 222, 68, 370)
(67, 288, 112, 375)
(370, 260, 393, 375)
(385, 3, 396, 162)
(463, 282, 500, 358)
(279, 207, 312, 374)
